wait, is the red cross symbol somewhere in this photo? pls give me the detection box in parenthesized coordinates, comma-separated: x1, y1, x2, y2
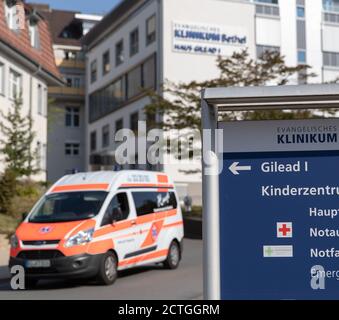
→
(277, 222, 292, 238)
(279, 224, 291, 236)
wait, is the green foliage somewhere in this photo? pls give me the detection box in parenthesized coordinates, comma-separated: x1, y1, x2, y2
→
(11, 182, 44, 219)
(145, 49, 317, 132)
(0, 97, 39, 178)
(0, 174, 44, 219)
(144, 49, 325, 174)
(0, 98, 43, 219)
(0, 169, 17, 216)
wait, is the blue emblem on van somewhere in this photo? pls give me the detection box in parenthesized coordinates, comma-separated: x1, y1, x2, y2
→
(39, 226, 53, 234)
(151, 225, 158, 240)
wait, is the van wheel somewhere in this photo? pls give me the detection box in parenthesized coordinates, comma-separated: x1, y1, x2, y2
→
(97, 252, 118, 285)
(24, 278, 38, 289)
(164, 241, 181, 269)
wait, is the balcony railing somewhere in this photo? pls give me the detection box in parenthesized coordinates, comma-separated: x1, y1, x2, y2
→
(48, 86, 85, 96)
(55, 59, 85, 69)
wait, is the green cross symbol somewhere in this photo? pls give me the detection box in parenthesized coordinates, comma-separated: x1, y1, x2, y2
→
(265, 247, 273, 257)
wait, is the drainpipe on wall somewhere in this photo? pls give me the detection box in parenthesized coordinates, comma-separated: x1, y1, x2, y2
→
(29, 64, 42, 180)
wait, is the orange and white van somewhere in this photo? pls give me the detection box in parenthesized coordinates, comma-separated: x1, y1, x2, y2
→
(9, 171, 184, 287)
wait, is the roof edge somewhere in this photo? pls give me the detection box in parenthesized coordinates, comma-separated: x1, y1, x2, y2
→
(0, 39, 63, 86)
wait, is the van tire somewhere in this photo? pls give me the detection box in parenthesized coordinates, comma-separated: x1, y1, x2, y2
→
(96, 251, 118, 285)
(24, 278, 38, 289)
(164, 241, 181, 269)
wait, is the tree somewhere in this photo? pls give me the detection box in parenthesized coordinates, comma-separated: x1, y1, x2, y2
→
(0, 168, 17, 216)
(144, 49, 318, 171)
(0, 97, 39, 178)
(145, 49, 316, 132)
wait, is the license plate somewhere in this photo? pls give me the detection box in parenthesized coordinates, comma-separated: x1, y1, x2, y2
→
(25, 260, 51, 268)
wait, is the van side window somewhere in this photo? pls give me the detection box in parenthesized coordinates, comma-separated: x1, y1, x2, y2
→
(101, 193, 130, 226)
(132, 192, 177, 216)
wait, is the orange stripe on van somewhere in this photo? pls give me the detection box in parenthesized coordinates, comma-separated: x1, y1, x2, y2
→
(119, 249, 168, 267)
(163, 221, 183, 228)
(92, 209, 178, 239)
(52, 184, 109, 192)
(120, 183, 173, 189)
(94, 220, 133, 238)
(157, 174, 168, 184)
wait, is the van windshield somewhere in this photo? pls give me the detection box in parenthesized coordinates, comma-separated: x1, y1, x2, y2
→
(29, 191, 108, 223)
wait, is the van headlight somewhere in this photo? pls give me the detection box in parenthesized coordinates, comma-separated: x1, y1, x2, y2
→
(10, 234, 19, 249)
(65, 228, 94, 248)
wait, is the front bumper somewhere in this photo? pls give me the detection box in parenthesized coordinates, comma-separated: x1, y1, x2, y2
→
(9, 253, 103, 279)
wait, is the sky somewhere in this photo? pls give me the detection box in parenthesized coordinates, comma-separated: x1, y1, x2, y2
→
(27, 0, 121, 15)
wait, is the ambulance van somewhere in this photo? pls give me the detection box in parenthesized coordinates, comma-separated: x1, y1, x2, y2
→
(9, 171, 184, 287)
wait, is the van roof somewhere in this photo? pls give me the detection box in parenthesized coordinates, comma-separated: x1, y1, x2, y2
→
(48, 170, 173, 194)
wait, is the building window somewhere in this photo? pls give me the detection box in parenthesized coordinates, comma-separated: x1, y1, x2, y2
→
(65, 107, 80, 127)
(65, 51, 77, 60)
(4, 1, 17, 30)
(323, 0, 339, 12)
(73, 77, 81, 88)
(90, 60, 97, 83)
(255, 1, 280, 16)
(36, 141, 47, 170)
(28, 22, 39, 48)
(127, 65, 142, 99)
(102, 124, 110, 148)
(90, 131, 97, 151)
(102, 50, 110, 75)
(146, 15, 156, 45)
(0, 62, 4, 95)
(298, 50, 306, 64)
(297, 20, 306, 50)
(89, 77, 126, 123)
(130, 28, 139, 57)
(142, 55, 156, 89)
(115, 118, 123, 135)
(297, 6, 305, 18)
(88, 54, 156, 123)
(130, 112, 139, 133)
(116, 40, 124, 66)
(66, 76, 81, 88)
(256, 0, 279, 4)
(41, 143, 47, 170)
(298, 69, 307, 85)
(9, 69, 22, 100)
(37, 84, 43, 115)
(323, 51, 339, 67)
(65, 142, 80, 156)
(256, 45, 280, 58)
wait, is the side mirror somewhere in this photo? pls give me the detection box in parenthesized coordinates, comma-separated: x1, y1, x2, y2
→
(22, 212, 28, 221)
(110, 207, 123, 224)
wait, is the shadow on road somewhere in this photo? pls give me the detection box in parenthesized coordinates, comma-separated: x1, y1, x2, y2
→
(0, 263, 164, 291)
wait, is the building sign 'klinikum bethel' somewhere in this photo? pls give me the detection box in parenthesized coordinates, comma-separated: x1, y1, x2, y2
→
(172, 21, 248, 56)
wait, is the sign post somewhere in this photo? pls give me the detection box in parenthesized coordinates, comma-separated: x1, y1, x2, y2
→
(201, 84, 339, 300)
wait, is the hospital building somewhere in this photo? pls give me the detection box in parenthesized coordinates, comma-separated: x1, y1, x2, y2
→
(80, 0, 339, 204)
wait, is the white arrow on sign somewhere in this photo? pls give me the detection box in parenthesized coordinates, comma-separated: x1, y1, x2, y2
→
(229, 162, 252, 175)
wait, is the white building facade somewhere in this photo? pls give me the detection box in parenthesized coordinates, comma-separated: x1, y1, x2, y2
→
(32, 5, 102, 183)
(0, 0, 62, 181)
(83, 0, 339, 204)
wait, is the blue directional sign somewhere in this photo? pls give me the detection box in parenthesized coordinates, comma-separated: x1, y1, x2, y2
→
(220, 149, 339, 299)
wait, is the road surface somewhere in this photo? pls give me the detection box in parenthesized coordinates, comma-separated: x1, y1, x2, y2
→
(0, 239, 202, 300)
